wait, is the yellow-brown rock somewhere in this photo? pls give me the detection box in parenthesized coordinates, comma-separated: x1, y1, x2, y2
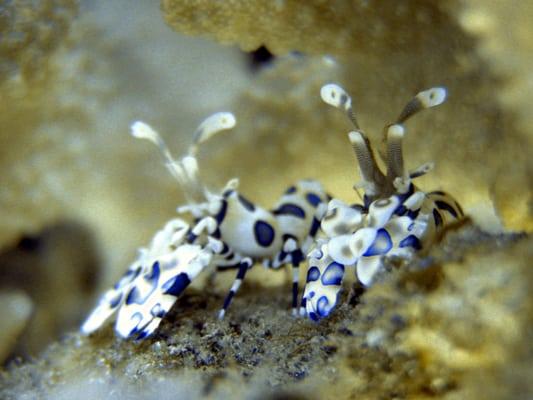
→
(0, 226, 530, 399)
(162, 0, 457, 57)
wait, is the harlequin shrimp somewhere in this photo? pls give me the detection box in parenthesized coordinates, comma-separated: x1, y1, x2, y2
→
(302, 84, 464, 321)
(81, 112, 329, 339)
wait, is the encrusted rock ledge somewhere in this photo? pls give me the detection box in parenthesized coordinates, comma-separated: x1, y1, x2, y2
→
(0, 223, 530, 399)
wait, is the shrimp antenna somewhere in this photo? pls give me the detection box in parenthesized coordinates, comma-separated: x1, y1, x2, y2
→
(385, 87, 446, 186)
(131, 121, 187, 185)
(321, 83, 386, 196)
(189, 112, 236, 156)
(321, 84, 447, 198)
(130, 112, 237, 208)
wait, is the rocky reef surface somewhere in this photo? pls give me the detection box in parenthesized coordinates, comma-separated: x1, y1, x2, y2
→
(0, 224, 531, 399)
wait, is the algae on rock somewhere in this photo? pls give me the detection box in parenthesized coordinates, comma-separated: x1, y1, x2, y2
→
(0, 0, 79, 248)
(162, 0, 458, 57)
(458, 1, 533, 231)
(0, 0, 78, 83)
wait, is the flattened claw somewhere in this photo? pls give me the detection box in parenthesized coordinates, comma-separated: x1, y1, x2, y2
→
(81, 218, 215, 339)
(115, 244, 211, 339)
(80, 262, 142, 335)
(302, 244, 345, 321)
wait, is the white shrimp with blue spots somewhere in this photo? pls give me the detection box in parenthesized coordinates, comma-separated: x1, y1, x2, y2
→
(81, 112, 329, 339)
(302, 83, 464, 321)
